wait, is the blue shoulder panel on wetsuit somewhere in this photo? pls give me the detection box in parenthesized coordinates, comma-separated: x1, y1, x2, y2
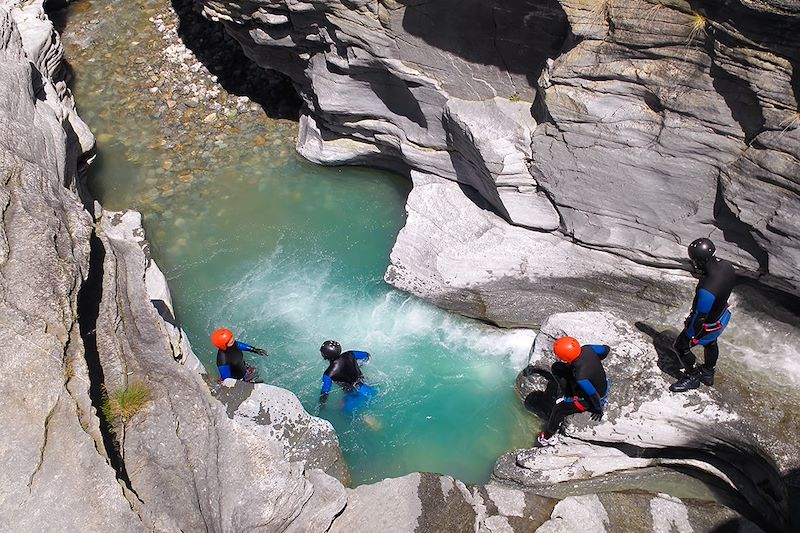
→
(695, 288, 715, 313)
(235, 341, 254, 352)
(577, 378, 597, 397)
(320, 375, 333, 394)
(352, 351, 370, 361)
(218, 365, 232, 380)
(587, 344, 610, 359)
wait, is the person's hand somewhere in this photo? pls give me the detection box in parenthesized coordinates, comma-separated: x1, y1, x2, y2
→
(590, 411, 604, 422)
(252, 348, 269, 356)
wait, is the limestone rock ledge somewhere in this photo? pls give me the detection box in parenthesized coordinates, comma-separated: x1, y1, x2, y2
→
(495, 311, 795, 531)
(196, 0, 800, 305)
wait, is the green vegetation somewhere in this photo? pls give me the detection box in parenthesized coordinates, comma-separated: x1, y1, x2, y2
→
(101, 382, 151, 428)
(509, 93, 521, 102)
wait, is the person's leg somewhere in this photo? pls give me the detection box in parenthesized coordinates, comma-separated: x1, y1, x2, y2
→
(543, 400, 583, 437)
(673, 331, 696, 371)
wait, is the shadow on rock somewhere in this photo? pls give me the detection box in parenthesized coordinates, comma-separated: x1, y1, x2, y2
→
(395, 0, 570, 88)
(170, 0, 301, 119)
(634, 321, 686, 380)
(520, 366, 561, 419)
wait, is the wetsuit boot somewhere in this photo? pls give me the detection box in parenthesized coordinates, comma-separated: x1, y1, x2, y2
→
(669, 368, 702, 392)
(698, 365, 714, 386)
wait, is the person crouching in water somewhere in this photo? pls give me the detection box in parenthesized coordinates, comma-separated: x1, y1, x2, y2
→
(538, 336, 610, 447)
(211, 328, 269, 382)
(319, 340, 376, 413)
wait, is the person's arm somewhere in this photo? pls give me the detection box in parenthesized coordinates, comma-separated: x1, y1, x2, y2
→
(236, 341, 269, 356)
(218, 365, 232, 380)
(586, 345, 610, 360)
(217, 350, 232, 380)
(319, 375, 333, 404)
(575, 379, 603, 413)
(352, 351, 370, 362)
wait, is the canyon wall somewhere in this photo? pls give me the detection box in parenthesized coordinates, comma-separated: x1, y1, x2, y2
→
(197, 0, 799, 324)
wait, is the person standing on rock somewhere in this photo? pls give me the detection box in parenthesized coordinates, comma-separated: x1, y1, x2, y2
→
(538, 337, 609, 446)
(318, 340, 376, 413)
(211, 328, 269, 382)
(669, 238, 736, 392)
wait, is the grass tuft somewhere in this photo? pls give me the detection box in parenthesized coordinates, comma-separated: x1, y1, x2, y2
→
(101, 382, 151, 427)
(687, 12, 708, 46)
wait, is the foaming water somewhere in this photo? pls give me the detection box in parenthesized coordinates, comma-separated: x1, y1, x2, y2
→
(187, 235, 537, 485)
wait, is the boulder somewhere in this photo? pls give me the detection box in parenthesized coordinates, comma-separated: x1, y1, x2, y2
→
(494, 311, 795, 531)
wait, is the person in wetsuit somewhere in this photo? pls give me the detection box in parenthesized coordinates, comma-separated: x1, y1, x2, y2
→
(211, 328, 269, 382)
(669, 238, 736, 392)
(538, 336, 609, 447)
(319, 340, 376, 413)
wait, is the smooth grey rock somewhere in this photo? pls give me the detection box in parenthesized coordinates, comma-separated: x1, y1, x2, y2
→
(535, 493, 762, 533)
(385, 173, 690, 327)
(0, 5, 142, 532)
(328, 472, 555, 533)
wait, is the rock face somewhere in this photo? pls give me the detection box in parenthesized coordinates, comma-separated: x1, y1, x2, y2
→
(0, 3, 349, 530)
(0, 3, 140, 531)
(196, 0, 800, 309)
(495, 311, 794, 531)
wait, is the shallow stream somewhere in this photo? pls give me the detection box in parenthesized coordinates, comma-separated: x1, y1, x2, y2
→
(57, 0, 537, 485)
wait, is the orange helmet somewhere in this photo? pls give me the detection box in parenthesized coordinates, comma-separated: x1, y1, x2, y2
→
(211, 328, 234, 350)
(553, 336, 581, 363)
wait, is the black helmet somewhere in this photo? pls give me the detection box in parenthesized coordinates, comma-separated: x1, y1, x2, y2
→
(320, 340, 342, 360)
(688, 238, 715, 270)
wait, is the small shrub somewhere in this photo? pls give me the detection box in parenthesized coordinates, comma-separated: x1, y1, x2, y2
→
(101, 382, 151, 427)
(509, 93, 521, 102)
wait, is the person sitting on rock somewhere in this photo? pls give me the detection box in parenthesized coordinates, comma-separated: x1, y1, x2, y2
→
(669, 238, 735, 392)
(538, 336, 609, 447)
(319, 340, 376, 413)
(211, 328, 269, 382)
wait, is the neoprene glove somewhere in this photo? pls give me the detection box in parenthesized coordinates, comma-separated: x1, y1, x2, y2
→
(252, 348, 269, 356)
(590, 411, 604, 422)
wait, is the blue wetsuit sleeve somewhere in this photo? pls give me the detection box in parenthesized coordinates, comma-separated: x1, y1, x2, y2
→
(235, 341, 255, 352)
(218, 365, 232, 380)
(587, 345, 610, 360)
(576, 379, 603, 412)
(320, 375, 333, 395)
(352, 351, 370, 361)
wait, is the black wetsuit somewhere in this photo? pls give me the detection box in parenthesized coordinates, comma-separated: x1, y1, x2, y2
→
(545, 345, 609, 435)
(675, 257, 736, 370)
(217, 341, 257, 380)
(321, 350, 368, 393)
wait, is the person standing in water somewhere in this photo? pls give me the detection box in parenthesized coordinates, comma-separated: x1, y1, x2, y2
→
(538, 336, 609, 447)
(669, 237, 735, 392)
(318, 340, 376, 413)
(211, 328, 269, 382)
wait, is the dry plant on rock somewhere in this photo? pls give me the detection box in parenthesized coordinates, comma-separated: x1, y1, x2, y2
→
(687, 12, 708, 47)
